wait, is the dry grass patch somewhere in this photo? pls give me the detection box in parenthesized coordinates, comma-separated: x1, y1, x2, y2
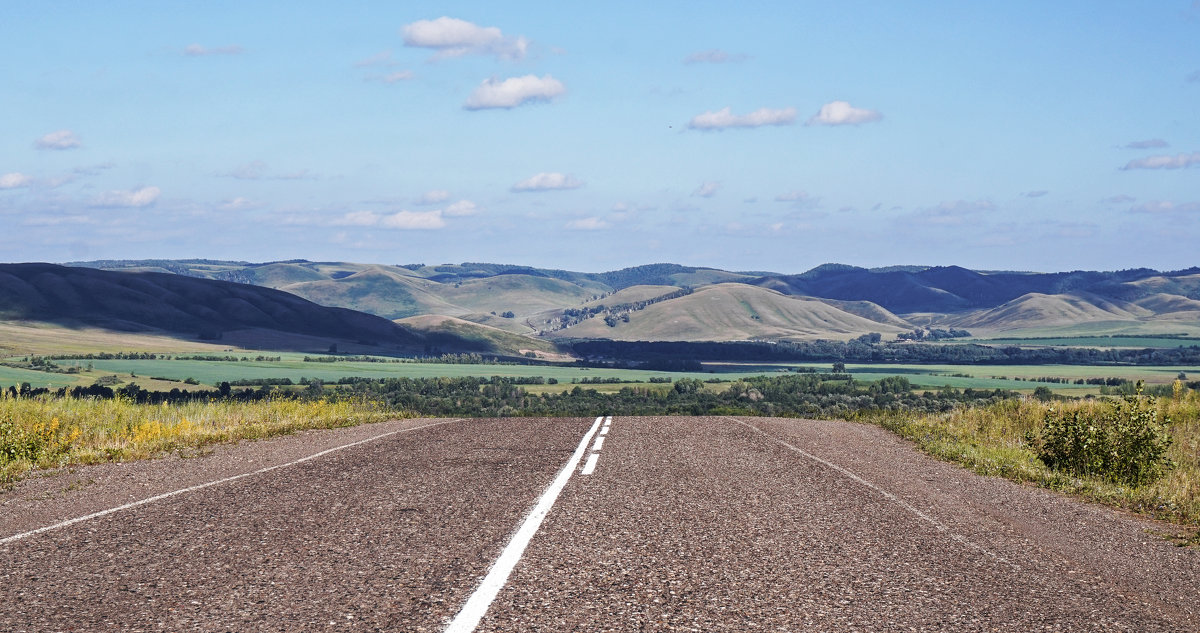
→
(0, 395, 397, 484)
(859, 388, 1200, 539)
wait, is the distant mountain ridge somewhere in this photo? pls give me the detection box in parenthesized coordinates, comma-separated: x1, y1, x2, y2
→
(55, 259, 1200, 342)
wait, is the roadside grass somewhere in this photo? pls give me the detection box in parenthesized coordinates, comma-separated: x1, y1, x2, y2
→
(0, 395, 397, 485)
(855, 390, 1200, 540)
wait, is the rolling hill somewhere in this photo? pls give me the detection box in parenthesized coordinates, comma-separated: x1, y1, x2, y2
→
(58, 259, 1200, 342)
(0, 263, 433, 353)
(545, 283, 910, 341)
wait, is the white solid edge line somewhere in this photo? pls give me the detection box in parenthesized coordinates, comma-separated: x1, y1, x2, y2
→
(729, 417, 1016, 569)
(580, 453, 600, 476)
(444, 416, 603, 633)
(592, 436, 605, 452)
(0, 418, 460, 546)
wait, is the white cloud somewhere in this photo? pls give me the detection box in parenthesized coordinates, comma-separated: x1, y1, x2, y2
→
(220, 197, 258, 211)
(35, 129, 81, 150)
(511, 172, 583, 192)
(687, 106, 796, 130)
(382, 210, 445, 229)
(416, 189, 451, 205)
(91, 186, 161, 208)
(444, 200, 478, 216)
(1124, 138, 1168, 149)
(336, 210, 381, 226)
(693, 181, 720, 198)
(335, 209, 446, 229)
(1023, 190, 1050, 198)
(464, 75, 565, 110)
(1121, 152, 1200, 170)
(683, 49, 747, 64)
(566, 217, 608, 230)
(805, 100, 883, 126)
(184, 44, 244, 56)
(1130, 200, 1200, 214)
(401, 17, 529, 60)
(0, 173, 32, 189)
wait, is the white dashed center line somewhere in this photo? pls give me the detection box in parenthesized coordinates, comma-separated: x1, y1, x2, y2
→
(580, 416, 611, 476)
(444, 416, 603, 633)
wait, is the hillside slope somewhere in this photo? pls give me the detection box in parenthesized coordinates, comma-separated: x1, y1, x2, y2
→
(547, 283, 908, 341)
(0, 263, 429, 352)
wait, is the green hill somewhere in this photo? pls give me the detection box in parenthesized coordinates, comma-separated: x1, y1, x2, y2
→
(546, 283, 909, 341)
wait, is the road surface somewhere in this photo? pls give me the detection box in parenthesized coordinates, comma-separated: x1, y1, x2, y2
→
(2, 416, 1197, 631)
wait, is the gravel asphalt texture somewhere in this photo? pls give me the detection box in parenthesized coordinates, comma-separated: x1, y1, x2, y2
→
(2, 416, 1197, 631)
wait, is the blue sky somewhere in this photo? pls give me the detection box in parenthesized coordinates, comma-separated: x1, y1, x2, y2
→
(2, 1, 1198, 273)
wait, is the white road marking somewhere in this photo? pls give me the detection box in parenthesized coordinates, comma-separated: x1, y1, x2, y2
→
(581, 453, 601, 476)
(592, 436, 605, 452)
(0, 419, 461, 546)
(730, 417, 1016, 569)
(599, 426, 609, 436)
(444, 416, 603, 633)
(604, 416, 612, 424)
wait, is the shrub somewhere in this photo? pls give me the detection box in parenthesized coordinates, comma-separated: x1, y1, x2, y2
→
(1026, 383, 1174, 486)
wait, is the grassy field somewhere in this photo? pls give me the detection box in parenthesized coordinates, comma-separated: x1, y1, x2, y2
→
(967, 335, 1200, 349)
(5, 353, 1196, 397)
(0, 395, 395, 484)
(859, 390, 1200, 539)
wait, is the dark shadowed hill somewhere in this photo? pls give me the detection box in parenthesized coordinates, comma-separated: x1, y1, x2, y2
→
(0, 263, 428, 351)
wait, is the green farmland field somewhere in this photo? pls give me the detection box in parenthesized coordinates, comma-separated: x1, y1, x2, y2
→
(4, 353, 1195, 396)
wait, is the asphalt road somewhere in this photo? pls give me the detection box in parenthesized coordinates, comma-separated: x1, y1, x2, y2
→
(2, 416, 1197, 632)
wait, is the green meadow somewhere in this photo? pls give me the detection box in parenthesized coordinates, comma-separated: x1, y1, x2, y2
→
(4, 352, 1195, 396)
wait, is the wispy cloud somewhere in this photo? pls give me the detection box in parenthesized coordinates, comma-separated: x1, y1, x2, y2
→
(355, 50, 395, 67)
(35, 129, 81, 150)
(184, 44, 244, 56)
(91, 186, 161, 208)
(464, 75, 565, 110)
(1124, 138, 1168, 149)
(218, 161, 318, 180)
(511, 172, 583, 192)
(380, 71, 414, 83)
(1102, 194, 1136, 204)
(806, 100, 882, 126)
(908, 199, 995, 226)
(693, 181, 720, 198)
(565, 217, 608, 230)
(1022, 190, 1050, 198)
(0, 173, 32, 189)
(1129, 200, 1200, 214)
(220, 197, 258, 211)
(1121, 152, 1200, 170)
(774, 190, 812, 202)
(444, 200, 478, 216)
(402, 17, 529, 60)
(683, 49, 748, 64)
(687, 106, 796, 130)
(416, 189, 450, 205)
(335, 209, 446, 229)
